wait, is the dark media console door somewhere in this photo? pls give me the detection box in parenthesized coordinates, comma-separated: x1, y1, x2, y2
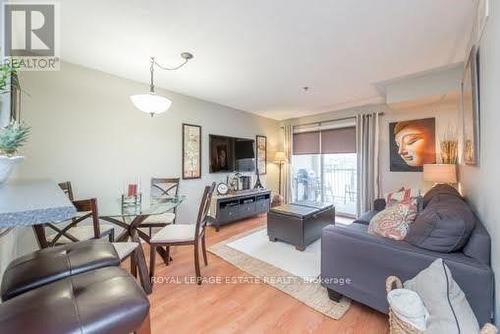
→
(212, 190, 271, 231)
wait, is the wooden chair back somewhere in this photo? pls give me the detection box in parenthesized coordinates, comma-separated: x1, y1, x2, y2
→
(151, 178, 180, 224)
(49, 198, 101, 245)
(58, 181, 74, 201)
(195, 182, 216, 239)
(151, 178, 180, 198)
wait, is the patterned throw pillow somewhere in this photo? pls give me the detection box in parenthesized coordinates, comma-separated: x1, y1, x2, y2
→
(386, 187, 420, 208)
(368, 203, 418, 240)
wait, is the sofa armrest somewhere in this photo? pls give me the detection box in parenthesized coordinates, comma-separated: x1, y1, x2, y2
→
(374, 198, 386, 211)
(353, 210, 377, 225)
(320, 224, 494, 326)
(353, 199, 385, 224)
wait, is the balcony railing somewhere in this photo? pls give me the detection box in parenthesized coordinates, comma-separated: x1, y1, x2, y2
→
(323, 166, 357, 215)
(293, 166, 357, 215)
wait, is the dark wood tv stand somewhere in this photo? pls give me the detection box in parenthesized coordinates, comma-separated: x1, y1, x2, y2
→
(210, 189, 271, 231)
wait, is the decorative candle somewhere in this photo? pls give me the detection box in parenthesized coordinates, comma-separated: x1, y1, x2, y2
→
(128, 184, 137, 197)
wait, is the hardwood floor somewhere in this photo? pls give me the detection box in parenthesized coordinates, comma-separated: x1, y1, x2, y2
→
(139, 216, 389, 334)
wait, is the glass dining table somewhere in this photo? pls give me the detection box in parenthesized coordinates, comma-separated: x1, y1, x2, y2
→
(98, 195, 185, 294)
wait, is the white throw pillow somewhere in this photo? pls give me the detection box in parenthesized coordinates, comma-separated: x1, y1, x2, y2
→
(387, 288, 429, 331)
(403, 258, 479, 334)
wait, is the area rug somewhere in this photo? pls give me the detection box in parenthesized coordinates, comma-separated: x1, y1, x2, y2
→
(208, 227, 351, 320)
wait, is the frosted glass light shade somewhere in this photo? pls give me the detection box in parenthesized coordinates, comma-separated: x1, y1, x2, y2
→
(423, 164, 457, 183)
(130, 93, 172, 115)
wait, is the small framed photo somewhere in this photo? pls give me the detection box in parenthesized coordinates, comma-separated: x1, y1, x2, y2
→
(256, 135, 267, 175)
(182, 123, 202, 179)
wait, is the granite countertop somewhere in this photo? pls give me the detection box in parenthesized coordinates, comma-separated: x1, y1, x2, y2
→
(0, 179, 76, 228)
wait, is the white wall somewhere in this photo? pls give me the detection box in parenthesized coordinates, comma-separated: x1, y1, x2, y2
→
(383, 64, 463, 106)
(12, 61, 280, 254)
(283, 98, 460, 197)
(459, 0, 500, 322)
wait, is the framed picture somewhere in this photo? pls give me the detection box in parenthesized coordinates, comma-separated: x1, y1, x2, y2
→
(182, 123, 201, 179)
(462, 46, 480, 166)
(389, 118, 436, 172)
(256, 135, 267, 175)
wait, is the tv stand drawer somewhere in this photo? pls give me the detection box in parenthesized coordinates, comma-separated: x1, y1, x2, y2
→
(213, 190, 271, 231)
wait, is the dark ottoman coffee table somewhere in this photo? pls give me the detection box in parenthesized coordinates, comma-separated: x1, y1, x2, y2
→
(267, 201, 335, 251)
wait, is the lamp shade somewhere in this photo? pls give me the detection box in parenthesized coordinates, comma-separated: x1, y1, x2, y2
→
(130, 93, 172, 115)
(423, 164, 457, 183)
(274, 151, 287, 163)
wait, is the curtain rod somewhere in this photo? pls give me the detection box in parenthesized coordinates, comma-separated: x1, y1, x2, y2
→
(281, 111, 384, 129)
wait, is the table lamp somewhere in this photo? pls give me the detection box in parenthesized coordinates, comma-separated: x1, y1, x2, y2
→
(423, 164, 457, 184)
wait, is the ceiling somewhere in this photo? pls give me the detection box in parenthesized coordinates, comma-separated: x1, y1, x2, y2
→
(56, 0, 473, 120)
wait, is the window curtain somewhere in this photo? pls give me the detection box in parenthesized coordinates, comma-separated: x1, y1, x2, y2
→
(283, 125, 293, 203)
(356, 113, 380, 216)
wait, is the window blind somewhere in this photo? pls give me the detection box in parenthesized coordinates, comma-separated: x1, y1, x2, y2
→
(292, 127, 356, 155)
(293, 131, 320, 155)
(321, 127, 356, 154)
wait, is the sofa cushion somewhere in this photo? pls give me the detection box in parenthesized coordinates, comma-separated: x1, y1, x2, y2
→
(422, 184, 462, 208)
(404, 258, 479, 334)
(368, 203, 417, 240)
(406, 193, 477, 252)
(463, 222, 491, 265)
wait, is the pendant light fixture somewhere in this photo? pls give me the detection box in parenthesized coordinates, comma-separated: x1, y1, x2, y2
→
(130, 52, 194, 116)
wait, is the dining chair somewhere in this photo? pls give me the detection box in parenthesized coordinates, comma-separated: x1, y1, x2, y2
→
(149, 182, 216, 286)
(46, 198, 101, 246)
(141, 178, 180, 237)
(45, 181, 115, 244)
(58, 181, 74, 201)
(52, 191, 141, 279)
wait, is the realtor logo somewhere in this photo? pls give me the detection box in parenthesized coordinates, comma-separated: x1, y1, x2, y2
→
(3, 3, 60, 71)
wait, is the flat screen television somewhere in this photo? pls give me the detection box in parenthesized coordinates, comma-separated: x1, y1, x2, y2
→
(209, 135, 255, 173)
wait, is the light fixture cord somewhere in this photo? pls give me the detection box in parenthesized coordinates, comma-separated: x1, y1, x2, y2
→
(149, 55, 191, 94)
(153, 57, 190, 71)
(149, 57, 155, 93)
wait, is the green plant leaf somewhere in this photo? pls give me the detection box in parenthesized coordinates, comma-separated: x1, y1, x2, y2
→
(0, 122, 31, 156)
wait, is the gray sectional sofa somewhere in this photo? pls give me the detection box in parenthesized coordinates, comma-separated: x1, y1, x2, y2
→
(320, 185, 494, 326)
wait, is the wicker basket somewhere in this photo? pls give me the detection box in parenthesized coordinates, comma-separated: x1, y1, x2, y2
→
(386, 276, 498, 334)
(386, 276, 423, 334)
(480, 323, 498, 334)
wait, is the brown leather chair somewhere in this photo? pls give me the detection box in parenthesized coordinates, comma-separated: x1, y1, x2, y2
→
(1, 239, 120, 301)
(0, 267, 150, 334)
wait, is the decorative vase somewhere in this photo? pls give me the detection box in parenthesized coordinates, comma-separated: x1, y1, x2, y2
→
(0, 156, 24, 185)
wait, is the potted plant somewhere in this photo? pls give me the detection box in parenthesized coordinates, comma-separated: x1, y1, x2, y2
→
(0, 61, 28, 184)
(1, 61, 19, 94)
(0, 121, 30, 184)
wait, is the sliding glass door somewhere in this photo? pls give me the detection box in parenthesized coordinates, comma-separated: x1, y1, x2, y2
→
(292, 154, 321, 202)
(322, 153, 357, 216)
(291, 125, 357, 216)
